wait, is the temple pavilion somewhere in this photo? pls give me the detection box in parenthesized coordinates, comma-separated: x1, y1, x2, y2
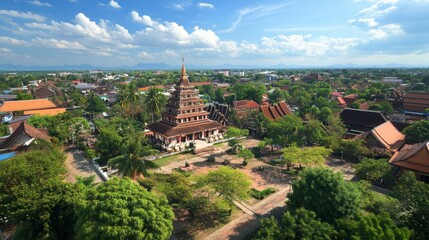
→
(147, 61, 225, 151)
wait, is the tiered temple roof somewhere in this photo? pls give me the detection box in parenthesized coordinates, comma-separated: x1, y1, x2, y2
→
(147, 62, 223, 139)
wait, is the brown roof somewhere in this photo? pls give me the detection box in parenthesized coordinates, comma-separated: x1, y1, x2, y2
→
(138, 85, 164, 91)
(259, 101, 292, 121)
(147, 120, 223, 138)
(337, 97, 347, 106)
(403, 92, 429, 112)
(370, 121, 405, 152)
(24, 108, 67, 116)
(340, 108, 387, 132)
(0, 99, 58, 112)
(191, 82, 212, 87)
(359, 102, 370, 110)
(234, 100, 259, 110)
(389, 141, 429, 174)
(0, 122, 50, 150)
(343, 94, 357, 105)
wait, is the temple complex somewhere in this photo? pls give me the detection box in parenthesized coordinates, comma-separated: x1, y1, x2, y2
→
(147, 61, 225, 151)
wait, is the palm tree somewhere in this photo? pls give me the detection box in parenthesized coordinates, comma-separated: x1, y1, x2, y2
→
(108, 134, 159, 181)
(145, 87, 166, 123)
(119, 82, 140, 120)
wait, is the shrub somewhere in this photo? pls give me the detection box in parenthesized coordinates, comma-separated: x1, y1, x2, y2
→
(207, 155, 216, 162)
(250, 188, 277, 200)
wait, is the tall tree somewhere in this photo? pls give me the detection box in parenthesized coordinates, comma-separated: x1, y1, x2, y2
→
(403, 120, 429, 144)
(288, 167, 361, 223)
(335, 213, 410, 240)
(145, 87, 166, 123)
(267, 114, 304, 147)
(392, 172, 429, 240)
(108, 134, 159, 180)
(282, 145, 332, 169)
(0, 149, 79, 240)
(75, 178, 174, 240)
(85, 92, 107, 117)
(119, 82, 141, 120)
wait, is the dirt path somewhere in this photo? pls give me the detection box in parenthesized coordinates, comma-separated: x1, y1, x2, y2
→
(64, 148, 103, 184)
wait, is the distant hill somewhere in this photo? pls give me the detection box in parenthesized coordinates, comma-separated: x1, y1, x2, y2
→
(0, 62, 427, 71)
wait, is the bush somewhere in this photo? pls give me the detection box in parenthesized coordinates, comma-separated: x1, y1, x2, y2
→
(207, 155, 216, 162)
(250, 188, 277, 200)
(85, 149, 96, 159)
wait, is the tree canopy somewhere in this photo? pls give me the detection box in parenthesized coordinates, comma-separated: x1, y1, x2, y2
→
(75, 178, 174, 240)
(403, 120, 429, 144)
(282, 145, 332, 169)
(288, 167, 361, 223)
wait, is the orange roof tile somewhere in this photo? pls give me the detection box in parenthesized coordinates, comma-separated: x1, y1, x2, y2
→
(0, 99, 58, 112)
(191, 81, 212, 87)
(337, 97, 347, 105)
(24, 108, 66, 116)
(138, 85, 164, 91)
(370, 121, 405, 152)
(234, 100, 259, 110)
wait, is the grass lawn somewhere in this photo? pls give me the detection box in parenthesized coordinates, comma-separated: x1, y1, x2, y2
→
(153, 152, 194, 167)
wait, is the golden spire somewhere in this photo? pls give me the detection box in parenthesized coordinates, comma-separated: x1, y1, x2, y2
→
(180, 56, 187, 78)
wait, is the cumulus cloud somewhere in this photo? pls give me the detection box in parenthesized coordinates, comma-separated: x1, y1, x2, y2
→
(131, 11, 219, 48)
(260, 35, 359, 56)
(368, 24, 404, 40)
(0, 36, 27, 45)
(108, 0, 121, 9)
(358, 0, 397, 17)
(31, 38, 86, 49)
(349, 18, 378, 28)
(197, 2, 214, 9)
(0, 9, 46, 22)
(27, 1, 52, 7)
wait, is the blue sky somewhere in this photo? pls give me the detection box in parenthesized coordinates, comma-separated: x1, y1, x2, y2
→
(0, 0, 428, 67)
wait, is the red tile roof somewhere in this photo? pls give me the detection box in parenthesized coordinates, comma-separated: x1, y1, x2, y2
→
(259, 101, 292, 121)
(233, 100, 259, 110)
(337, 97, 347, 106)
(146, 120, 224, 138)
(359, 102, 370, 110)
(403, 92, 429, 113)
(389, 141, 429, 174)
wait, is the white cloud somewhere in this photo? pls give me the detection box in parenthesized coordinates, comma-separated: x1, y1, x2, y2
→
(0, 9, 46, 22)
(358, 0, 397, 17)
(0, 36, 27, 45)
(368, 24, 403, 40)
(31, 38, 86, 50)
(27, 1, 52, 7)
(0, 48, 12, 53)
(349, 18, 378, 28)
(220, 6, 263, 33)
(260, 35, 359, 56)
(131, 11, 220, 48)
(108, 0, 121, 9)
(197, 2, 214, 9)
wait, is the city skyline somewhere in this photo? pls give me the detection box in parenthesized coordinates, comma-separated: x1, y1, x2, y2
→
(1, 0, 429, 67)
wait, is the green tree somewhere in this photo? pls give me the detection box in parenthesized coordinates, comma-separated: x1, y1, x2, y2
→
(225, 126, 249, 138)
(335, 213, 410, 240)
(119, 82, 141, 120)
(301, 119, 327, 145)
(288, 167, 361, 223)
(268, 88, 288, 103)
(267, 114, 304, 147)
(403, 120, 429, 144)
(75, 178, 174, 240)
(0, 149, 78, 240)
(282, 145, 332, 169)
(0, 123, 9, 136)
(392, 172, 429, 240)
(354, 158, 391, 183)
(95, 127, 123, 164)
(215, 87, 225, 103)
(238, 147, 254, 165)
(255, 208, 336, 240)
(145, 87, 166, 123)
(16, 91, 34, 100)
(85, 92, 107, 116)
(380, 100, 394, 115)
(108, 134, 159, 181)
(195, 166, 251, 205)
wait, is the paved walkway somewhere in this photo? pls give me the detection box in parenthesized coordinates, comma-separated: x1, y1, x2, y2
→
(205, 186, 291, 240)
(64, 148, 103, 184)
